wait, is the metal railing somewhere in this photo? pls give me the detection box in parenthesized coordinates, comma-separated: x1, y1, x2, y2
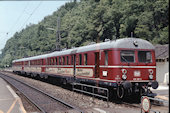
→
(149, 96, 168, 106)
(72, 82, 109, 107)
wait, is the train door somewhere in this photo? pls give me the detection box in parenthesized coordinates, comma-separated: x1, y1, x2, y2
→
(95, 52, 100, 78)
(73, 54, 76, 77)
(22, 61, 24, 71)
(71, 49, 77, 79)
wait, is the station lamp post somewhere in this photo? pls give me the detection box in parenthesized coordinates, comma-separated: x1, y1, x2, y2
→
(46, 27, 61, 51)
(46, 17, 61, 51)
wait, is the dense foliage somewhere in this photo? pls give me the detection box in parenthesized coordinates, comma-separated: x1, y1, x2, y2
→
(0, 0, 169, 67)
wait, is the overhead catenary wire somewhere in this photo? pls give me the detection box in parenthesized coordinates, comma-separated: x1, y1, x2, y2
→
(7, 2, 29, 36)
(156, 48, 169, 58)
(0, 1, 41, 45)
(18, 1, 43, 32)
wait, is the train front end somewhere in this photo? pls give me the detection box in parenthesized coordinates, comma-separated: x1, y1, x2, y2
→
(113, 38, 159, 98)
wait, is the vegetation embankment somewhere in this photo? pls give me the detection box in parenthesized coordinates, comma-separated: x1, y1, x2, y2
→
(0, 0, 169, 67)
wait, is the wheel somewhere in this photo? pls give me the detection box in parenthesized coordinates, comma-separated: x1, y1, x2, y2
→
(117, 86, 124, 99)
(63, 79, 67, 85)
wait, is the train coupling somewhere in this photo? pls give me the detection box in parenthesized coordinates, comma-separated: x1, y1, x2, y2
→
(143, 88, 157, 98)
(142, 80, 159, 98)
(122, 81, 132, 89)
(148, 80, 159, 89)
(147, 92, 157, 97)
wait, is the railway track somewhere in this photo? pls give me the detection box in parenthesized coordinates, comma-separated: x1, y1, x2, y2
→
(0, 73, 83, 113)
(0, 71, 168, 113)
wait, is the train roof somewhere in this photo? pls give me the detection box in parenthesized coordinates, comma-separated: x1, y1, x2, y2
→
(12, 38, 155, 63)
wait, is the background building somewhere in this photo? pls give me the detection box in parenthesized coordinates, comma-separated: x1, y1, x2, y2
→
(155, 44, 169, 85)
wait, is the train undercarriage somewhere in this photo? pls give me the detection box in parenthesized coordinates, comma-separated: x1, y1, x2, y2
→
(13, 70, 159, 101)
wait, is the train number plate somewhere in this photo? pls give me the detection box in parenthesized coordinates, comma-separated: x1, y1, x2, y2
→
(134, 71, 141, 77)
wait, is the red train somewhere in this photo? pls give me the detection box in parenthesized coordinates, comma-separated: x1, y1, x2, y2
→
(12, 38, 158, 99)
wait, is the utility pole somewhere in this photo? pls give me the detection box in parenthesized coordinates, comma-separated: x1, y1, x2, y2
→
(46, 16, 61, 51)
(56, 16, 61, 51)
(131, 32, 133, 38)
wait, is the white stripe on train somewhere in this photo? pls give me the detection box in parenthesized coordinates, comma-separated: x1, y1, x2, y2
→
(18, 65, 156, 68)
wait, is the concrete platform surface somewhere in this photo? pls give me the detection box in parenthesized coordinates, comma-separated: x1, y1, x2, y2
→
(0, 78, 26, 113)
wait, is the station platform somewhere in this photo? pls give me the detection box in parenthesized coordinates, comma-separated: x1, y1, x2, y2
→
(0, 78, 26, 113)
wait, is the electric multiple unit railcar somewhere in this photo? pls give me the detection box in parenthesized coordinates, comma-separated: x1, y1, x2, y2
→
(12, 38, 159, 99)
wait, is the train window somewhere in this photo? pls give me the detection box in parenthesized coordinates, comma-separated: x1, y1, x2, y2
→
(48, 59, 50, 65)
(40, 60, 42, 65)
(63, 57, 65, 65)
(39, 60, 40, 65)
(47, 59, 49, 65)
(24, 61, 27, 65)
(53, 58, 55, 65)
(59, 57, 62, 65)
(53, 58, 56, 65)
(121, 50, 135, 63)
(55, 57, 58, 65)
(41, 59, 43, 65)
(66, 56, 69, 65)
(71, 55, 74, 65)
(105, 51, 108, 65)
(79, 54, 82, 65)
(45, 59, 47, 65)
(50, 59, 52, 65)
(84, 54, 88, 65)
(51, 58, 54, 65)
(138, 51, 152, 63)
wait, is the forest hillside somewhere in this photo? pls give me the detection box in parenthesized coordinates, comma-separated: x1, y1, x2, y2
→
(0, 0, 169, 67)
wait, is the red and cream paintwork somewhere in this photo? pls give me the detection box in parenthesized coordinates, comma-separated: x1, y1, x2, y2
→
(12, 38, 158, 98)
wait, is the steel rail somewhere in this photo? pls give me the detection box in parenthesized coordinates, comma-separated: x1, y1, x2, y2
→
(0, 73, 84, 113)
(0, 73, 45, 113)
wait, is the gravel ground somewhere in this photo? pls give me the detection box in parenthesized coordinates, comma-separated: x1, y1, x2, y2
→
(1, 71, 168, 113)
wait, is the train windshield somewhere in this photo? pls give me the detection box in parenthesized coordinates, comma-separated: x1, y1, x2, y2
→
(121, 50, 135, 63)
(138, 51, 152, 63)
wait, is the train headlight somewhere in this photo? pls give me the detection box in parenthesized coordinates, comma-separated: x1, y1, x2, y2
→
(148, 69, 153, 80)
(121, 69, 127, 80)
(149, 74, 153, 80)
(122, 74, 127, 80)
(148, 69, 153, 75)
(121, 69, 127, 74)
